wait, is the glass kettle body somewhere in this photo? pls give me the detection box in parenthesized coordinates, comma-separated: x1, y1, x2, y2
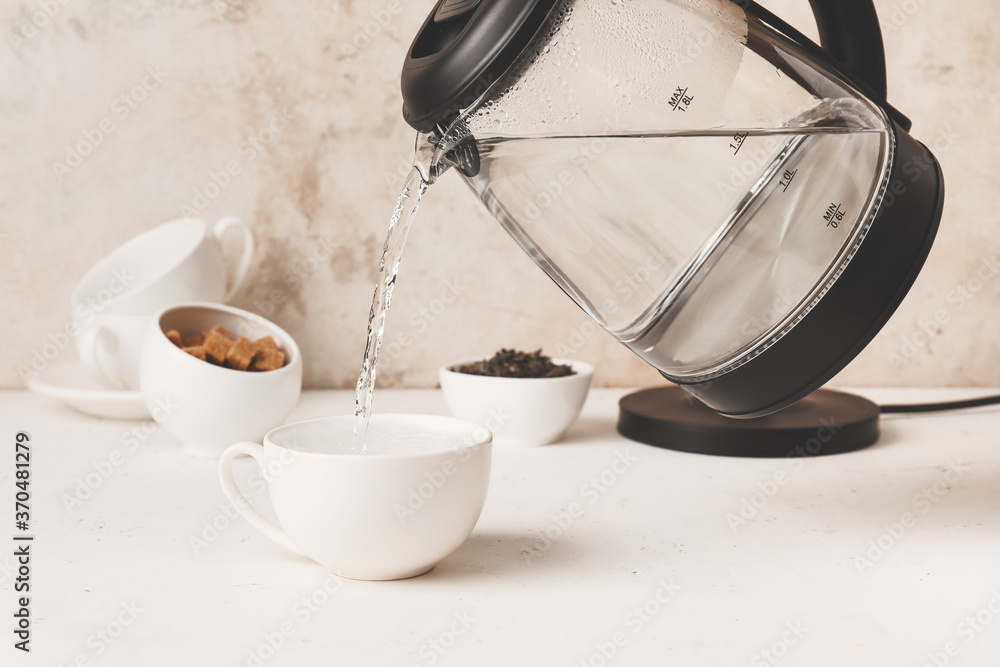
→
(400, 0, 944, 418)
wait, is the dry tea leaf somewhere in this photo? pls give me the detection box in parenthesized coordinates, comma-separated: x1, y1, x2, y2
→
(454, 349, 574, 378)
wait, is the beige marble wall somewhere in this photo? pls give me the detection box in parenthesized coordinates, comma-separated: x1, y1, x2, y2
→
(2, 0, 998, 389)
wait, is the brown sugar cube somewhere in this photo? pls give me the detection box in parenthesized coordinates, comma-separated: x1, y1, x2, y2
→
(208, 325, 237, 343)
(224, 338, 257, 371)
(182, 346, 207, 361)
(182, 334, 205, 347)
(165, 330, 183, 347)
(203, 327, 238, 365)
(249, 336, 283, 371)
(250, 344, 285, 372)
(254, 335, 279, 352)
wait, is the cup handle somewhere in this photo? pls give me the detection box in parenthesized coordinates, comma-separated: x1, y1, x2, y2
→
(78, 325, 123, 388)
(212, 216, 255, 303)
(218, 442, 303, 555)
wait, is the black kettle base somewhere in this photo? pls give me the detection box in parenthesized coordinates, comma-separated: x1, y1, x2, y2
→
(617, 386, 880, 458)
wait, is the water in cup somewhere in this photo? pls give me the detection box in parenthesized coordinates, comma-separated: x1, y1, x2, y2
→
(283, 418, 484, 456)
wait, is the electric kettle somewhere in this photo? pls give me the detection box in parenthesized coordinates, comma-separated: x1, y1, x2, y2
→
(400, 0, 944, 419)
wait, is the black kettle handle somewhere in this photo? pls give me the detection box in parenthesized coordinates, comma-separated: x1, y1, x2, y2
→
(741, 0, 909, 130)
(807, 0, 887, 99)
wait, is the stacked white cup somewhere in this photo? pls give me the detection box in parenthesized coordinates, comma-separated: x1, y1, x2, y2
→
(71, 217, 254, 391)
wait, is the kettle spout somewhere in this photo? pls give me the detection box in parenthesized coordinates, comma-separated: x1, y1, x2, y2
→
(440, 136, 481, 178)
(412, 126, 481, 183)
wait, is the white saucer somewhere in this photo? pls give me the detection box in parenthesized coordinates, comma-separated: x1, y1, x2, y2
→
(26, 360, 150, 420)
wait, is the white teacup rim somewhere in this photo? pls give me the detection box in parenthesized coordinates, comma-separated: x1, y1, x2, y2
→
(258, 414, 494, 461)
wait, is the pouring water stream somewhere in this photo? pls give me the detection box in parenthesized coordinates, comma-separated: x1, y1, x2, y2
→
(352, 134, 445, 447)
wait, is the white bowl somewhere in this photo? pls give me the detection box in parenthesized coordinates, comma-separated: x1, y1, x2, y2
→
(139, 303, 302, 458)
(439, 358, 594, 447)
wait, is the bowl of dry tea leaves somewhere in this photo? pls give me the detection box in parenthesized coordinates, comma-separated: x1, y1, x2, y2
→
(439, 349, 593, 446)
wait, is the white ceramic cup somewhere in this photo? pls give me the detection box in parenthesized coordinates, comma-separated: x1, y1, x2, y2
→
(439, 359, 594, 446)
(71, 216, 254, 317)
(139, 303, 302, 458)
(218, 414, 493, 581)
(73, 217, 253, 388)
(76, 313, 150, 391)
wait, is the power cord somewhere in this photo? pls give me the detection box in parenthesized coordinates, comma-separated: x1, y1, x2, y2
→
(880, 394, 1000, 414)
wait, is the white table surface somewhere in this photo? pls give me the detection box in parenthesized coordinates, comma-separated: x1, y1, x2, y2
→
(3, 387, 1000, 666)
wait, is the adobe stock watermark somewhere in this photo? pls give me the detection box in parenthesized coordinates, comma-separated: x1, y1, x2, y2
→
(750, 621, 809, 667)
(234, 574, 346, 667)
(383, 150, 418, 188)
(878, 126, 960, 215)
(739, 289, 797, 341)
(726, 417, 843, 533)
(552, 317, 602, 360)
(16, 265, 135, 383)
(7, 0, 74, 53)
(919, 587, 1000, 667)
(405, 610, 477, 667)
(882, 0, 934, 35)
(190, 445, 300, 556)
(213, 0, 250, 22)
(0, 556, 17, 587)
(179, 108, 295, 217)
(51, 66, 169, 181)
(61, 398, 179, 514)
(394, 415, 501, 525)
(340, 0, 404, 57)
(222, 307, 291, 347)
(17, 263, 135, 384)
(578, 578, 681, 667)
(522, 449, 638, 565)
(887, 253, 1000, 371)
(251, 236, 347, 319)
(379, 277, 465, 372)
(549, 245, 679, 359)
(519, 118, 626, 234)
(58, 601, 144, 667)
(852, 460, 971, 574)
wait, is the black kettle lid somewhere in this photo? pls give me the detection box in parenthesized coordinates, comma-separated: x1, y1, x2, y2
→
(400, 0, 562, 132)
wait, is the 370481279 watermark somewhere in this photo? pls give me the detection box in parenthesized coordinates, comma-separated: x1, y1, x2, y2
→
(12, 431, 33, 653)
